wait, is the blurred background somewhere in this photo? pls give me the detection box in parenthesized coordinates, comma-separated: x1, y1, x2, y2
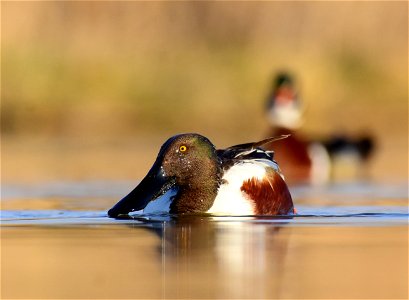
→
(2, 1, 408, 184)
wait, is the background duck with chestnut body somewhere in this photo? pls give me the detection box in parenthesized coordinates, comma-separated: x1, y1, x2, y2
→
(264, 73, 375, 185)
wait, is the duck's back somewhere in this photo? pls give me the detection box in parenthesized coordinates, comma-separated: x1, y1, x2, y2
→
(207, 160, 294, 215)
(208, 140, 294, 216)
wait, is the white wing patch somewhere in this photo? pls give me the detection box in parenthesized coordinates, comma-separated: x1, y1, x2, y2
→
(207, 162, 268, 216)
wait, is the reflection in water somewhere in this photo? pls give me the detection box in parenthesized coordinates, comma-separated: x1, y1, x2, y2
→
(2, 214, 407, 298)
(2, 187, 408, 299)
(131, 216, 292, 298)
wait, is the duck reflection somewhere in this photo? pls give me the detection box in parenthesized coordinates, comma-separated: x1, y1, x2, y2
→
(128, 215, 293, 298)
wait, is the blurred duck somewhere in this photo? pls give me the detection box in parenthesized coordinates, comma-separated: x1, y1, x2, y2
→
(265, 73, 375, 185)
(108, 133, 295, 218)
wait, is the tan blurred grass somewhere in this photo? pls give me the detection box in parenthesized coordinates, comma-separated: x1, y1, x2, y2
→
(2, 2, 408, 182)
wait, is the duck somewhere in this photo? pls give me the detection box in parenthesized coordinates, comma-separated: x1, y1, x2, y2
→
(265, 72, 322, 184)
(107, 133, 295, 218)
(264, 72, 375, 184)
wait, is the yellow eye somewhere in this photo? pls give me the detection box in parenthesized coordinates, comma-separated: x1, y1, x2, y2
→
(179, 145, 187, 152)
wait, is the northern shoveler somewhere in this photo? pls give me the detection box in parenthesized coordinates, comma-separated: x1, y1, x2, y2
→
(265, 72, 375, 184)
(107, 134, 295, 218)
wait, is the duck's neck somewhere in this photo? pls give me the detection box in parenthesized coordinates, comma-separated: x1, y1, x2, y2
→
(170, 161, 222, 214)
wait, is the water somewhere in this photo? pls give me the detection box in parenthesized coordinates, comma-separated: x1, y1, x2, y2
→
(1, 182, 408, 298)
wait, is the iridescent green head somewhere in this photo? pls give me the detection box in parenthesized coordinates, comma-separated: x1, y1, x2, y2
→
(108, 133, 222, 217)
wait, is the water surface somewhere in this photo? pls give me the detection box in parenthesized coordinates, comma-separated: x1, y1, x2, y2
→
(1, 182, 408, 299)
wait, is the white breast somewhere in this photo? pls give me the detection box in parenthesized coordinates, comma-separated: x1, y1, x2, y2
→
(206, 162, 268, 216)
(142, 188, 177, 214)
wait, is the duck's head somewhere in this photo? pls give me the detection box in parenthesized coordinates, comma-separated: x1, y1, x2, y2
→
(108, 133, 221, 218)
(266, 72, 303, 130)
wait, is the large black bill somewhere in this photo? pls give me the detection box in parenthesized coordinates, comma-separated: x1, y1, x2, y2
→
(107, 162, 172, 218)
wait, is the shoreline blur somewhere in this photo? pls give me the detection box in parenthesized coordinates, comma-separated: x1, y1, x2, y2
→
(2, 2, 408, 184)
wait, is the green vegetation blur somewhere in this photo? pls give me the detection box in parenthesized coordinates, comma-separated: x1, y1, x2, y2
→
(2, 2, 408, 182)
